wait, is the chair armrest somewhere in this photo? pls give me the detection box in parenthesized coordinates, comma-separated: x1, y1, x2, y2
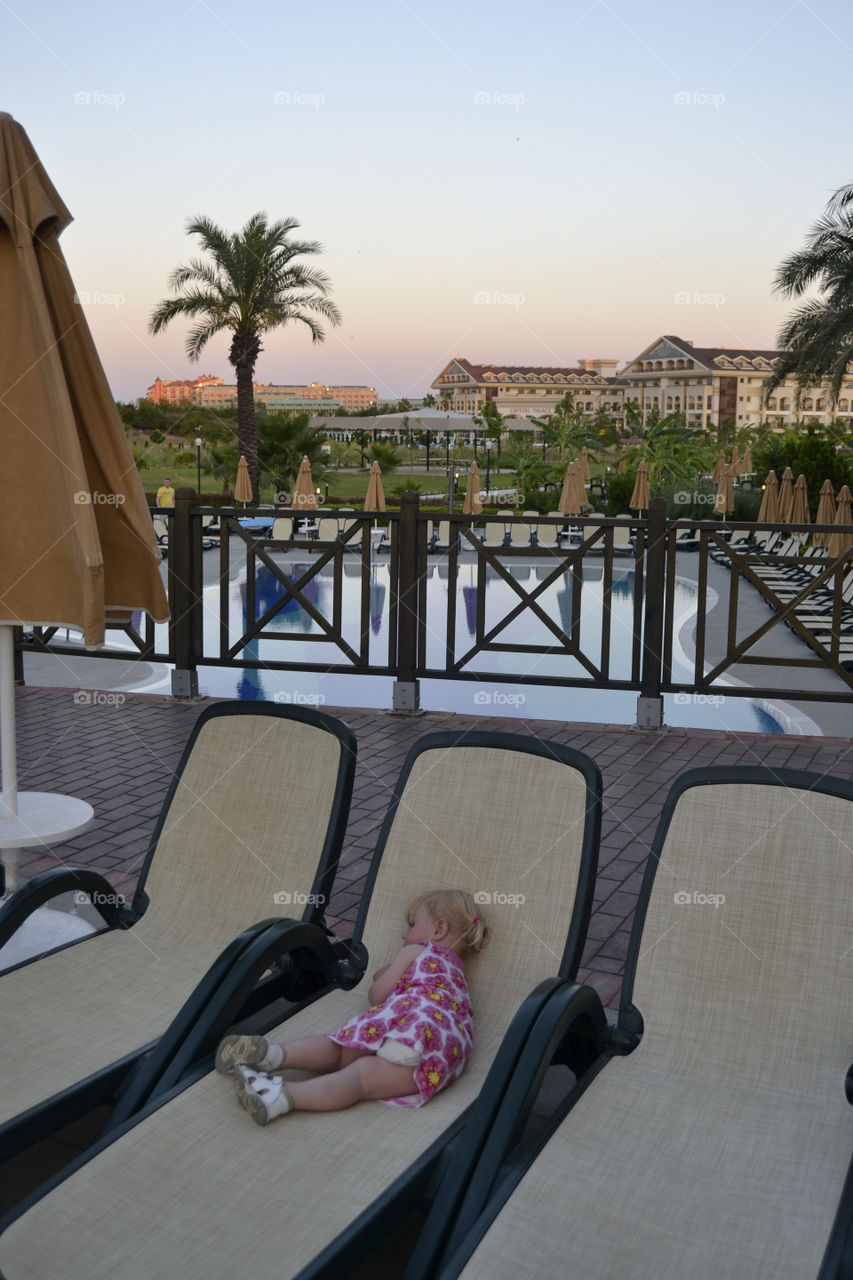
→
(104, 918, 366, 1131)
(404, 981, 610, 1280)
(0, 868, 134, 949)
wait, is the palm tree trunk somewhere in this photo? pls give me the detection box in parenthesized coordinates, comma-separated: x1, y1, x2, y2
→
(231, 332, 261, 498)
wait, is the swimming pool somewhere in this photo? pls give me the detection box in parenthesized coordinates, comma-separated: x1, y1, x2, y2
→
(191, 560, 788, 733)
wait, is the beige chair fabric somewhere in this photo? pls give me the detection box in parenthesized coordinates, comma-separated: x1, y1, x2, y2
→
(450, 780, 853, 1280)
(0, 711, 348, 1131)
(269, 516, 293, 541)
(0, 742, 595, 1280)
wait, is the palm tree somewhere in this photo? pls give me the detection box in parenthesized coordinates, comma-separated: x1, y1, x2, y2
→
(149, 213, 341, 493)
(765, 184, 853, 408)
(256, 410, 328, 495)
(530, 392, 597, 463)
(623, 404, 712, 486)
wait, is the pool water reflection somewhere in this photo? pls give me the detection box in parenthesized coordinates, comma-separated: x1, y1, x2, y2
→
(195, 561, 784, 733)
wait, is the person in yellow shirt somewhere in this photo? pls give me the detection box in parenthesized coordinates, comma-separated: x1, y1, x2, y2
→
(156, 478, 175, 507)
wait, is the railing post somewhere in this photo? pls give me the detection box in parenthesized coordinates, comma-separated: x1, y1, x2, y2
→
(393, 491, 421, 713)
(170, 487, 200, 699)
(636, 496, 667, 730)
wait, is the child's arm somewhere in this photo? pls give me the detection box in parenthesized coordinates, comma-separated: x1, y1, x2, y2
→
(368, 944, 422, 1005)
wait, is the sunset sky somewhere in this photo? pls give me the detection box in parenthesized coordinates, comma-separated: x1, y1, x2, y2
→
(5, 0, 853, 401)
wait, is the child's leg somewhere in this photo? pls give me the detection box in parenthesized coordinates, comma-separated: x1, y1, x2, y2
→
(216, 1032, 367, 1076)
(235, 1055, 418, 1124)
(287, 1055, 418, 1111)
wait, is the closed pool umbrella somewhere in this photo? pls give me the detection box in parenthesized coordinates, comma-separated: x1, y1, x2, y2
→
(557, 462, 579, 516)
(0, 112, 169, 887)
(828, 486, 853, 560)
(757, 470, 779, 523)
(779, 467, 794, 522)
(790, 474, 810, 528)
(235, 455, 253, 507)
(617, 454, 627, 475)
(731, 447, 741, 478)
(629, 460, 651, 513)
(463, 462, 482, 515)
(714, 465, 734, 518)
(813, 479, 836, 547)
(364, 460, 386, 512)
(742, 446, 753, 475)
(292, 456, 318, 511)
(712, 451, 727, 484)
(579, 447, 591, 483)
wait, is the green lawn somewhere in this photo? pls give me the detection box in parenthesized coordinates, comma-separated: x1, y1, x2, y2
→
(140, 465, 509, 505)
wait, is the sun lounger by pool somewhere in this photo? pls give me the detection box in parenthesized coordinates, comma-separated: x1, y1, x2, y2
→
(0, 703, 357, 1188)
(404, 766, 853, 1280)
(0, 731, 602, 1280)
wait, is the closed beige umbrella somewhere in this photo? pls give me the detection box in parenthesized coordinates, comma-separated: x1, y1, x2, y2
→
(712, 451, 727, 484)
(714, 465, 734, 518)
(570, 464, 587, 513)
(463, 462, 483, 515)
(629, 460, 651, 513)
(579, 447, 592, 483)
(0, 113, 168, 887)
(778, 467, 794, 522)
(731, 447, 741, 478)
(364, 460, 386, 512)
(828, 485, 853, 560)
(757, 470, 780, 523)
(813, 479, 836, 547)
(742, 446, 753, 475)
(617, 455, 627, 476)
(292, 456, 318, 511)
(558, 462, 579, 515)
(234, 455, 253, 506)
(790, 474, 810, 528)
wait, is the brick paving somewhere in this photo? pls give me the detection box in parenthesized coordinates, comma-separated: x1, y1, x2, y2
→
(10, 684, 853, 1008)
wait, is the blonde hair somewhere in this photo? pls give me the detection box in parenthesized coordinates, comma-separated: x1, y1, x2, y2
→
(406, 889, 490, 955)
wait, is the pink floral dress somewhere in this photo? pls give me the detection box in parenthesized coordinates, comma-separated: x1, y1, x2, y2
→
(328, 942, 474, 1107)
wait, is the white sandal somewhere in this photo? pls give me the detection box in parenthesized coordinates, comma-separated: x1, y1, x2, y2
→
(234, 1068, 293, 1125)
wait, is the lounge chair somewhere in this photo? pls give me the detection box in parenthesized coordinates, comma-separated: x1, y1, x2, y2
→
(268, 516, 293, 542)
(534, 518, 559, 550)
(338, 509, 363, 550)
(0, 732, 602, 1280)
(434, 520, 459, 553)
(611, 523, 634, 555)
(151, 514, 169, 557)
(0, 703, 357, 1183)
(508, 516, 534, 549)
(315, 516, 341, 542)
(407, 766, 853, 1280)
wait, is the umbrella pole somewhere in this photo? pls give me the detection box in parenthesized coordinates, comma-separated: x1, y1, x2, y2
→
(0, 624, 20, 893)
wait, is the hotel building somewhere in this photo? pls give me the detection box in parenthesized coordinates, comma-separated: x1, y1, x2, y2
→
(433, 339, 853, 432)
(147, 377, 377, 413)
(431, 358, 626, 421)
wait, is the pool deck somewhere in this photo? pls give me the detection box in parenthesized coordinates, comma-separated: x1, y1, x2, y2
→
(10, 682, 853, 1007)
